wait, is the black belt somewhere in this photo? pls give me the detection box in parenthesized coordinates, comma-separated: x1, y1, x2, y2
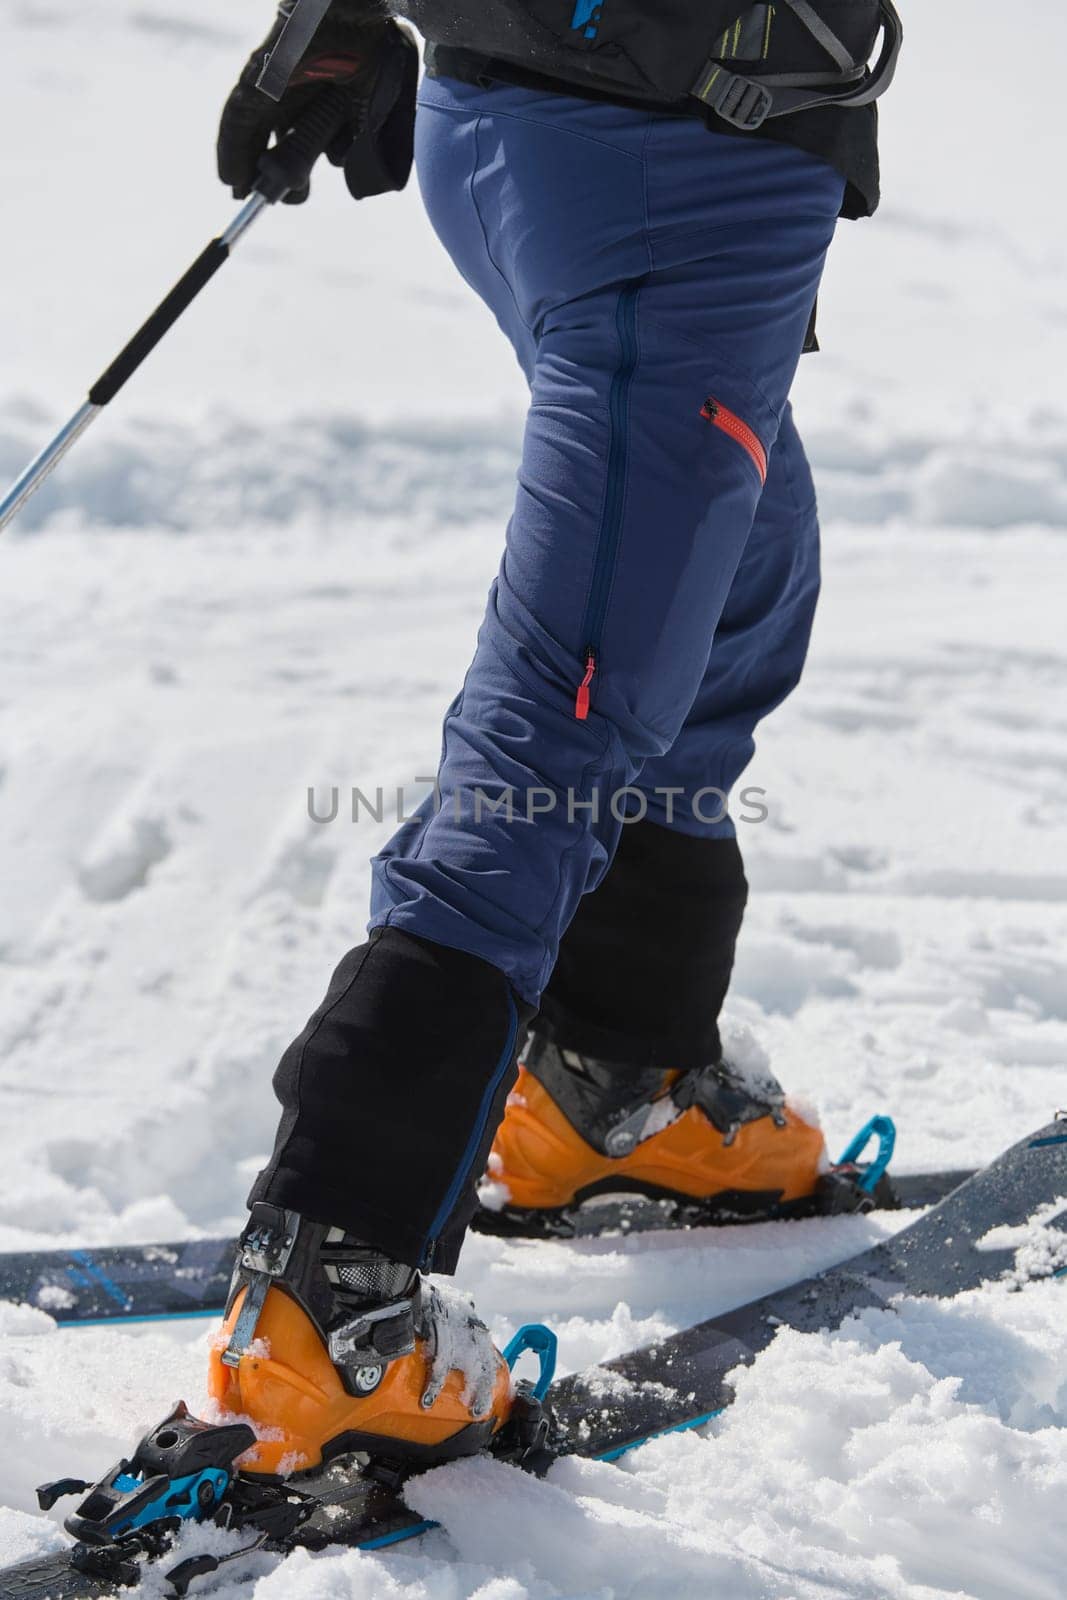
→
(427, 44, 692, 119)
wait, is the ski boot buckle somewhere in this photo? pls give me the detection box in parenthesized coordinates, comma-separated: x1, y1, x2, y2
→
(221, 1202, 300, 1367)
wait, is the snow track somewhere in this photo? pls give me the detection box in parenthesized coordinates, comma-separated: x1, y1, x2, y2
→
(1, 0, 1066, 1596)
(8, 404, 1067, 535)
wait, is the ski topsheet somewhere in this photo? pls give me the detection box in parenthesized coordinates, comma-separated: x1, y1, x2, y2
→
(0, 1121, 1062, 1599)
(0, 1169, 975, 1328)
(0, 1238, 235, 1327)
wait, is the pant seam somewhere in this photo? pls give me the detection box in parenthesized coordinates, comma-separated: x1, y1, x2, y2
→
(530, 718, 629, 995)
(639, 113, 655, 271)
(473, 625, 616, 993)
(380, 681, 469, 921)
(420, 990, 519, 1266)
(468, 111, 533, 337)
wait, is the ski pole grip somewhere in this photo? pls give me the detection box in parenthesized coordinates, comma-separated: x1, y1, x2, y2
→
(88, 240, 230, 408)
(84, 89, 351, 411)
(253, 84, 354, 203)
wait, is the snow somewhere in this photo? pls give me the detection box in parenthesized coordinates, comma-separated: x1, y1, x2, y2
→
(978, 1199, 1067, 1286)
(1, 0, 1067, 1596)
(424, 1284, 503, 1416)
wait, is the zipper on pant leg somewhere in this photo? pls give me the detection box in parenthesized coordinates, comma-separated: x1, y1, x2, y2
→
(575, 650, 596, 720)
(418, 993, 519, 1271)
(574, 283, 641, 721)
(701, 397, 767, 485)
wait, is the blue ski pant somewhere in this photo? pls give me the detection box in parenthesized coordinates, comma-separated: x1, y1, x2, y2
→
(369, 76, 845, 1010)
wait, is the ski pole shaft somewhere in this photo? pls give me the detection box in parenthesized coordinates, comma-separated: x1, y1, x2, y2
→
(0, 193, 266, 534)
(0, 85, 351, 536)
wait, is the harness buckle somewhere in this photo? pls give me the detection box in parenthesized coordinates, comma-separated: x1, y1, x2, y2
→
(694, 66, 774, 130)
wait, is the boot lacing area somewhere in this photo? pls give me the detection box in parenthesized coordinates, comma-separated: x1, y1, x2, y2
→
(530, 1036, 790, 1159)
(321, 1233, 501, 1413)
(670, 1059, 789, 1147)
(322, 1228, 419, 1394)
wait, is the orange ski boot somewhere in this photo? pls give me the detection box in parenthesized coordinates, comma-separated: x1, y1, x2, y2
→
(207, 1205, 544, 1476)
(475, 1033, 844, 1237)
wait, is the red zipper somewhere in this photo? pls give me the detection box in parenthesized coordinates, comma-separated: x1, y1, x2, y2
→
(575, 650, 596, 720)
(701, 398, 767, 485)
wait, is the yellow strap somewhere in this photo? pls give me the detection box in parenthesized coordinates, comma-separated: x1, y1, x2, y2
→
(697, 63, 722, 101)
(763, 4, 776, 60)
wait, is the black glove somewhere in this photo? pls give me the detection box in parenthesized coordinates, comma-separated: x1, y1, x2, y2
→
(217, 3, 418, 205)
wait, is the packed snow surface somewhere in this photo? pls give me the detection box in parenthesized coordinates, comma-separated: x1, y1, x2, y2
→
(1, 1, 1066, 1597)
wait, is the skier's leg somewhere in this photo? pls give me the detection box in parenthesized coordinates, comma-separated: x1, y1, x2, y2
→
(637, 402, 822, 839)
(484, 409, 831, 1225)
(251, 84, 842, 1260)
(213, 84, 842, 1470)
(536, 403, 820, 1071)
(370, 85, 841, 1009)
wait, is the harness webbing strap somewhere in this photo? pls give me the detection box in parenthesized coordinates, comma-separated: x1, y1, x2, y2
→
(782, 0, 858, 74)
(691, 0, 902, 128)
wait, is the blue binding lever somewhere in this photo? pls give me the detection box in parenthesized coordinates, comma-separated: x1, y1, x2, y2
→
(836, 1115, 896, 1194)
(502, 1324, 558, 1401)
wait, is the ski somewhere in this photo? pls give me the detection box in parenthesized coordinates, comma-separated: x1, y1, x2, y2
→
(471, 1164, 975, 1241)
(0, 1238, 235, 1328)
(0, 1170, 973, 1328)
(1, 1118, 1062, 1599)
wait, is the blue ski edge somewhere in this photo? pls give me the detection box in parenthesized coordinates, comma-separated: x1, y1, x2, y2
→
(595, 1407, 724, 1463)
(66, 1309, 221, 1329)
(360, 1519, 440, 1549)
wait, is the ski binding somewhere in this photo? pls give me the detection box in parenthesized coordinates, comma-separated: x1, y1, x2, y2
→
(37, 1402, 316, 1594)
(33, 1326, 557, 1595)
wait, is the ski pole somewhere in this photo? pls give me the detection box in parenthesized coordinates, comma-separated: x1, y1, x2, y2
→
(0, 85, 352, 536)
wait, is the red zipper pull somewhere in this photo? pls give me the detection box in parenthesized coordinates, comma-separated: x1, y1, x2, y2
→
(575, 651, 596, 720)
